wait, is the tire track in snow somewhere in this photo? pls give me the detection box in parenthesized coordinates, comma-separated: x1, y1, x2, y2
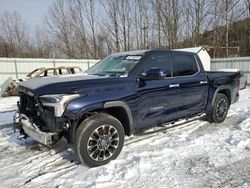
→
(124, 115, 208, 146)
(0, 105, 249, 187)
(22, 164, 78, 187)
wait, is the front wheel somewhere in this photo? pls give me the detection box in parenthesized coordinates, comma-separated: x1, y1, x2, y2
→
(75, 113, 125, 167)
(206, 93, 229, 123)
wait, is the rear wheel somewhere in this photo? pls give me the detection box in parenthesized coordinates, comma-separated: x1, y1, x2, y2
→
(206, 93, 229, 123)
(75, 113, 125, 167)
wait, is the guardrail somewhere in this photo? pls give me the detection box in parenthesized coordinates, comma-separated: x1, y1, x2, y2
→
(0, 57, 250, 85)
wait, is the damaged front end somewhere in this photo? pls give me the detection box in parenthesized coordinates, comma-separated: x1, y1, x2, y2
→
(14, 86, 79, 145)
(14, 113, 58, 145)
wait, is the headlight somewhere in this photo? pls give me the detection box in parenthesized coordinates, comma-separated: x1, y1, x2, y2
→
(40, 94, 66, 103)
(40, 94, 81, 117)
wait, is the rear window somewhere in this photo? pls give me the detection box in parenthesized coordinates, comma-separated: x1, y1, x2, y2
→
(59, 68, 69, 75)
(43, 69, 58, 77)
(173, 54, 199, 76)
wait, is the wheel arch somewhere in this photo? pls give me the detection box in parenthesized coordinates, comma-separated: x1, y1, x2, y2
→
(68, 101, 134, 143)
(212, 86, 231, 107)
(103, 101, 134, 136)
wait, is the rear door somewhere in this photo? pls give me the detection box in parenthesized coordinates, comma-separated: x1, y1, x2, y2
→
(172, 52, 209, 117)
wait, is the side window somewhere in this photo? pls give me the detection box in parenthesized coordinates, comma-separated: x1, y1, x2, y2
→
(46, 69, 58, 76)
(140, 52, 172, 78)
(70, 68, 75, 74)
(59, 68, 69, 75)
(172, 54, 199, 76)
(69, 68, 82, 74)
(74, 67, 82, 73)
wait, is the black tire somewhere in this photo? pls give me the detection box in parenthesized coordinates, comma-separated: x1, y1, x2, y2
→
(206, 93, 229, 123)
(75, 113, 125, 167)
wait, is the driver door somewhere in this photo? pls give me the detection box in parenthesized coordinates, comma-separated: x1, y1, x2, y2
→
(135, 52, 180, 129)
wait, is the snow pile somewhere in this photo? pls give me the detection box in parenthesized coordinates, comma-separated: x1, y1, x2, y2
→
(0, 89, 250, 187)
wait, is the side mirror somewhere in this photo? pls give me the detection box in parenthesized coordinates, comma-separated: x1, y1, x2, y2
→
(141, 67, 166, 80)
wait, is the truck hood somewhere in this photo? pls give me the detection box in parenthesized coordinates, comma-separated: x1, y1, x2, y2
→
(19, 74, 134, 96)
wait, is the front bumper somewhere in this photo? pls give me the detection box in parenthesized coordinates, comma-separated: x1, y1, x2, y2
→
(14, 112, 58, 145)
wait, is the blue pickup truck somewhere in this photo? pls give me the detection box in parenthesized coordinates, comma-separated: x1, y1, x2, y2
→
(14, 49, 239, 167)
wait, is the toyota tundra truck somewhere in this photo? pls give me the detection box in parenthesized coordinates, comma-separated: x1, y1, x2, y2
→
(14, 49, 240, 167)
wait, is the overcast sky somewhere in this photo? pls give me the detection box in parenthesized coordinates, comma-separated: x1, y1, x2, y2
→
(0, 0, 56, 28)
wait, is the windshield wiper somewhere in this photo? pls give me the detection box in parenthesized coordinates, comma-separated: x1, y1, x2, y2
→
(90, 71, 126, 77)
(92, 73, 107, 76)
(104, 71, 126, 77)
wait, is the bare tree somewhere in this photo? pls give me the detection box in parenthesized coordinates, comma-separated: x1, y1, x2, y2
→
(34, 26, 53, 58)
(153, 0, 162, 47)
(138, 0, 150, 49)
(1, 0, 249, 59)
(245, 0, 250, 17)
(84, 0, 98, 58)
(0, 11, 30, 57)
(102, 0, 120, 52)
(69, 0, 91, 58)
(220, 0, 241, 57)
(152, 0, 181, 49)
(44, 0, 75, 58)
(183, 0, 215, 46)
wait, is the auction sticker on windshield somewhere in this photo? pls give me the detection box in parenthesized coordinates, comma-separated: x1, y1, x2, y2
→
(126, 56, 142, 60)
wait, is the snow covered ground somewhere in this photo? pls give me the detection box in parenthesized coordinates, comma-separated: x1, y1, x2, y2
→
(0, 88, 250, 188)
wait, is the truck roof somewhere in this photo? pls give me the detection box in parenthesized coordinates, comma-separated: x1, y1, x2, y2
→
(113, 49, 197, 56)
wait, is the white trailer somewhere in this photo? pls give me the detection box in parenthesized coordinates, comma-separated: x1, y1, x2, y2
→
(174, 47, 211, 71)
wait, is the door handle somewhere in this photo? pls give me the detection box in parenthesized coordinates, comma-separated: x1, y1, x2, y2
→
(169, 84, 180, 88)
(200, 81, 208, 84)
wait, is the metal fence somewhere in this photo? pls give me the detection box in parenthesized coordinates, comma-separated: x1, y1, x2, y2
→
(211, 57, 250, 83)
(0, 57, 250, 85)
(0, 58, 99, 85)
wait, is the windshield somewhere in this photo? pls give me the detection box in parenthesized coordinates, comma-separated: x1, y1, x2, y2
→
(86, 55, 142, 76)
(26, 68, 44, 78)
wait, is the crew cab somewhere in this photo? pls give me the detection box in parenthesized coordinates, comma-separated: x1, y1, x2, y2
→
(14, 49, 240, 167)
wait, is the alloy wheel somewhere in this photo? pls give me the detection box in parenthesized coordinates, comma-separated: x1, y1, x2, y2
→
(87, 125, 119, 161)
